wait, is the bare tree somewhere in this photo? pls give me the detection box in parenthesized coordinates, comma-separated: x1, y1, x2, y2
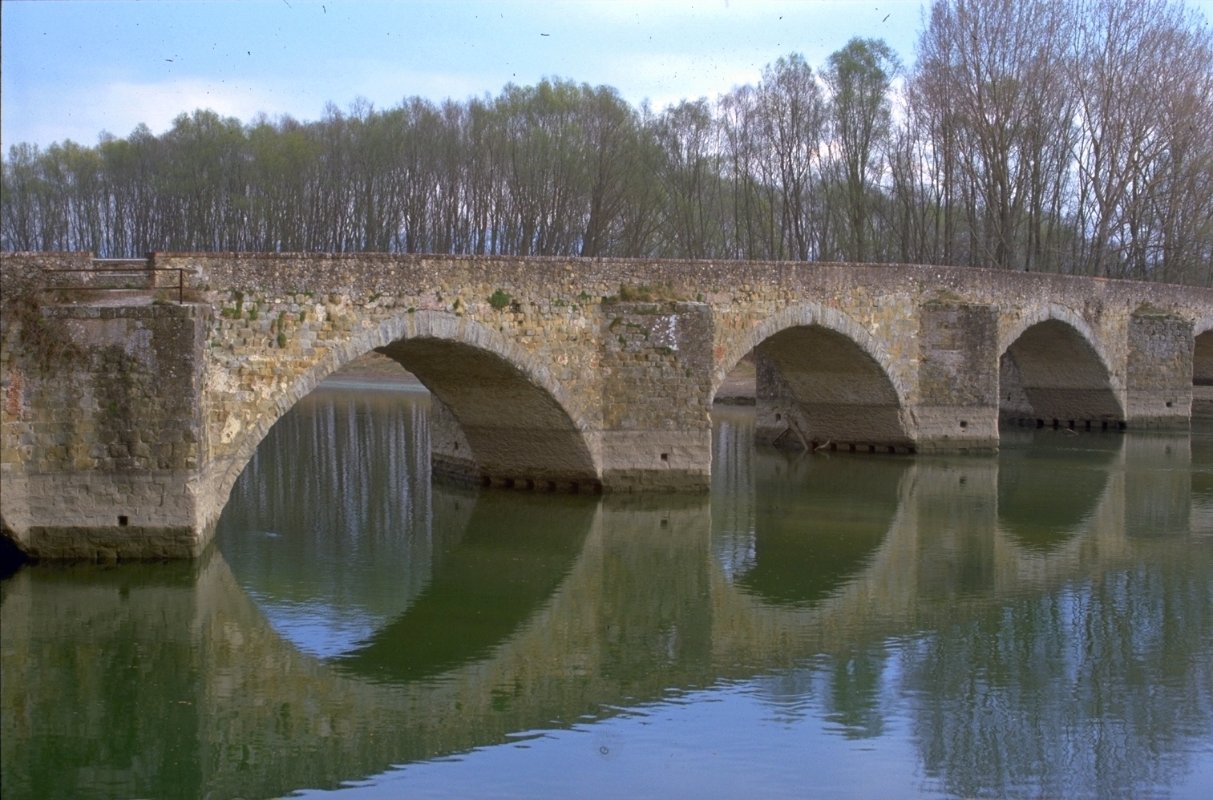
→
(910, 0, 1072, 270)
(1072, 0, 1213, 281)
(824, 38, 900, 262)
(756, 54, 826, 261)
(2, 3, 1209, 286)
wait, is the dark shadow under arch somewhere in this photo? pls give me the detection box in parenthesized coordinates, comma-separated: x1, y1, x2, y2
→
(377, 337, 599, 487)
(1195, 330, 1213, 387)
(1000, 319, 1123, 428)
(755, 325, 912, 450)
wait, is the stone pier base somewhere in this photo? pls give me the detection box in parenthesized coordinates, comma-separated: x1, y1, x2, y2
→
(1, 471, 207, 560)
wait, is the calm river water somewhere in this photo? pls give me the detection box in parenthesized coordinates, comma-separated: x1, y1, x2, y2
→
(3, 382, 1212, 799)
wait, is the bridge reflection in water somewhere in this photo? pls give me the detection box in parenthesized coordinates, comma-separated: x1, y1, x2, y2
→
(2, 390, 1211, 800)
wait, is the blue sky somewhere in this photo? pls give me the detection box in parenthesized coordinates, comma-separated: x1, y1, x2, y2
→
(1, 0, 931, 150)
(3, 0, 1211, 152)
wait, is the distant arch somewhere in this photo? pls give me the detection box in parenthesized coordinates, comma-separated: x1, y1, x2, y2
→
(713, 303, 911, 407)
(1194, 322, 1213, 387)
(714, 303, 913, 449)
(998, 305, 1125, 426)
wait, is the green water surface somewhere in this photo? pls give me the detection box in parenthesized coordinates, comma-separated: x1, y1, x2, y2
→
(3, 387, 1212, 799)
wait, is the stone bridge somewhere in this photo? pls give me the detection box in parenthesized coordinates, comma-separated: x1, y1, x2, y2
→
(2, 251, 1211, 560)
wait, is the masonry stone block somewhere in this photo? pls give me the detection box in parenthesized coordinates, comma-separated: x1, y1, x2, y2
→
(0, 295, 208, 558)
(913, 301, 1000, 451)
(1126, 310, 1193, 427)
(598, 301, 714, 490)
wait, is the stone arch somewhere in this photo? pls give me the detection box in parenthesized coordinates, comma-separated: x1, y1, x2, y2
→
(998, 303, 1118, 369)
(207, 309, 601, 518)
(1194, 313, 1213, 387)
(713, 303, 911, 406)
(714, 303, 913, 450)
(998, 304, 1125, 427)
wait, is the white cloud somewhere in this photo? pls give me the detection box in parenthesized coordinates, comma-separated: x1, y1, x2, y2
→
(603, 51, 768, 110)
(1, 75, 297, 148)
(98, 78, 290, 135)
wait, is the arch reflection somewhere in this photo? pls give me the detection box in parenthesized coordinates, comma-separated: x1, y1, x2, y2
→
(216, 383, 595, 679)
(332, 490, 595, 684)
(4, 394, 1212, 800)
(730, 452, 905, 607)
(713, 406, 906, 609)
(997, 430, 1120, 551)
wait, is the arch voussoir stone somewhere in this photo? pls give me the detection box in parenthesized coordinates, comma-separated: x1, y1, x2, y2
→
(205, 308, 605, 516)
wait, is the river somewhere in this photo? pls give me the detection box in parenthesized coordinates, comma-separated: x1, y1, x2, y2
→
(2, 381, 1212, 799)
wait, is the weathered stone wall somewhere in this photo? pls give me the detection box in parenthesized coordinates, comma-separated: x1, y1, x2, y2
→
(1126, 310, 1194, 425)
(176, 253, 615, 507)
(428, 395, 480, 485)
(1, 253, 209, 558)
(598, 301, 714, 489)
(913, 301, 1001, 451)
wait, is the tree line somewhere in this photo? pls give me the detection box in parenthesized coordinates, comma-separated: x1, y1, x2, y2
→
(3, 0, 1211, 285)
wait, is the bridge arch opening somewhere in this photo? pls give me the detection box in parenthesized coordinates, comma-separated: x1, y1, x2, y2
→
(1196, 330, 1213, 382)
(751, 325, 912, 451)
(207, 310, 603, 524)
(1195, 328, 1213, 419)
(713, 304, 912, 453)
(999, 317, 1124, 431)
(375, 336, 600, 491)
